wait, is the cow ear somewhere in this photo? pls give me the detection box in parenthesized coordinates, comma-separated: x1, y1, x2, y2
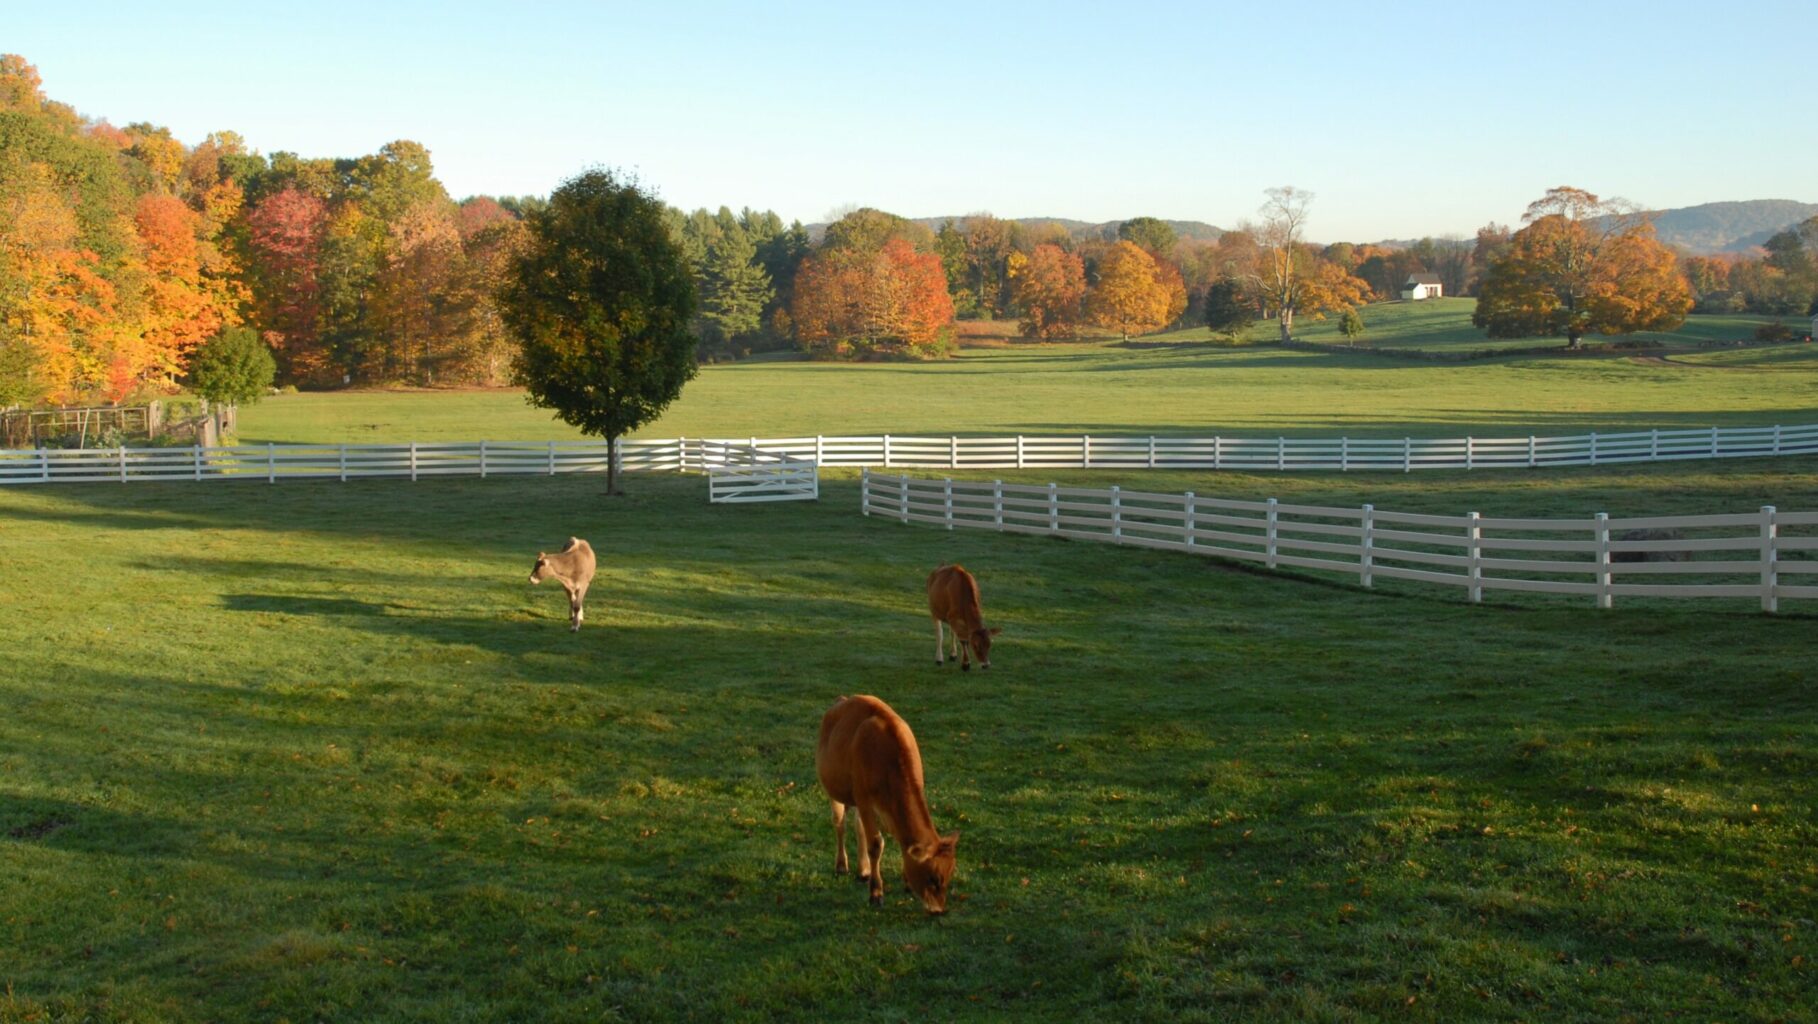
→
(988, 627, 1002, 636)
(906, 841, 932, 862)
(941, 831, 960, 851)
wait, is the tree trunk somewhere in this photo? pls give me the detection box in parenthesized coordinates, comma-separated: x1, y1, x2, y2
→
(1278, 308, 1294, 342)
(1567, 331, 1581, 349)
(607, 433, 622, 495)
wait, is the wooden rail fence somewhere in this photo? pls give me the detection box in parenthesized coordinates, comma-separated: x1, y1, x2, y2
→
(860, 470, 1818, 611)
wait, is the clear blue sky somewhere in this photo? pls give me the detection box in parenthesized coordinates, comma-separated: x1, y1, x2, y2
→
(10, 0, 1816, 241)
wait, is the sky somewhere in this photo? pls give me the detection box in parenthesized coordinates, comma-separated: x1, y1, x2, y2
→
(8, 0, 1817, 241)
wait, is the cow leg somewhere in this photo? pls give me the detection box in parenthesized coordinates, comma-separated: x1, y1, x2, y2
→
(573, 582, 587, 625)
(857, 808, 885, 906)
(830, 801, 849, 875)
(932, 617, 945, 665)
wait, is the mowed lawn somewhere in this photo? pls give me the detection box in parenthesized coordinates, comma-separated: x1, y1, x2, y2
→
(2, 465, 1815, 1022)
(235, 324, 1818, 446)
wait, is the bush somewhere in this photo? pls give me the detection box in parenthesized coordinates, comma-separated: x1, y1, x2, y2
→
(1754, 322, 1794, 342)
(189, 327, 277, 407)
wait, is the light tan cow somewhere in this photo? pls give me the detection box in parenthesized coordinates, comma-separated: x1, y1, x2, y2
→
(815, 695, 959, 914)
(926, 564, 999, 670)
(528, 537, 596, 632)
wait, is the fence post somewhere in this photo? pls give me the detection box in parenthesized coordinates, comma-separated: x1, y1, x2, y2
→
(340, 443, 348, 482)
(1184, 491, 1197, 549)
(1595, 512, 1612, 610)
(815, 434, 825, 465)
(1527, 435, 1536, 468)
(883, 434, 892, 468)
(1467, 511, 1483, 603)
(1277, 436, 1285, 471)
(1111, 485, 1122, 542)
(480, 440, 488, 479)
(410, 441, 418, 482)
(547, 440, 556, 475)
(1589, 431, 1598, 466)
(1360, 504, 1374, 588)
(1341, 436, 1349, 472)
(993, 479, 1003, 528)
(1016, 434, 1025, 469)
(38, 447, 48, 483)
(861, 467, 870, 516)
(118, 444, 127, 483)
(944, 477, 954, 530)
(899, 474, 909, 524)
(1466, 436, 1474, 471)
(1761, 505, 1778, 613)
(267, 442, 275, 484)
(1773, 425, 1782, 456)
(950, 435, 958, 468)
(1266, 498, 1279, 569)
(193, 444, 202, 482)
(1213, 435, 1222, 471)
(1650, 429, 1660, 461)
(1083, 434, 1092, 469)
(1709, 426, 1718, 458)
(1147, 435, 1156, 469)
(1404, 437, 1412, 473)
(1048, 482, 1059, 532)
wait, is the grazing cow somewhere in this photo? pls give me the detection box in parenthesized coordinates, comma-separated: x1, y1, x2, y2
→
(926, 564, 1000, 670)
(815, 695, 959, 914)
(528, 537, 596, 632)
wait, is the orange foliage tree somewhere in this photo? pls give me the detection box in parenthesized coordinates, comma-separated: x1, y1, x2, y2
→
(1087, 241, 1179, 339)
(1011, 244, 1087, 338)
(792, 239, 954, 358)
(1474, 187, 1692, 347)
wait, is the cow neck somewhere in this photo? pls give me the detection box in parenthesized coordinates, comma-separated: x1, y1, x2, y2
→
(882, 761, 940, 849)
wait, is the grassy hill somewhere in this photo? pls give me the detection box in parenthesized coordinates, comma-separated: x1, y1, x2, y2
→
(237, 306, 1818, 444)
(4, 458, 1814, 1021)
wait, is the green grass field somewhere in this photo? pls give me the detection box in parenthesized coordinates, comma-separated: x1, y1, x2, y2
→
(1145, 299, 1814, 353)
(3, 459, 1815, 1022)
(235, 317, 1818, 446)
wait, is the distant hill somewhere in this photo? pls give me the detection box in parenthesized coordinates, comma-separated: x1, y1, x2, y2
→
(805, 215, 1223, 244)
(1639, 200, 1818, 253)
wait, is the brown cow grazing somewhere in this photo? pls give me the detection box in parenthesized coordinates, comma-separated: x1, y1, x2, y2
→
(815, 695, 959, 914)
(926, 564, 1000, 671)
(528, 537, 596, 632)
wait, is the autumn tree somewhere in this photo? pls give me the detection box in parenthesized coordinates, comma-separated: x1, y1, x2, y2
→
(1088, 241, 1176, 339)
(1011, 244, 1087, 339)
(1252, 186, 1318, 340)
(792, 240, 954, 358)
(243, 186, 329, 380)
(1473, 187, 1692, 347)
(500, 169, 697, 495)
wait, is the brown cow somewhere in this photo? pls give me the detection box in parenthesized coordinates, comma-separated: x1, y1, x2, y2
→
(926, 564, 1000, 670)
(815, 695, 959, 914)
(528, 537, 596, 632)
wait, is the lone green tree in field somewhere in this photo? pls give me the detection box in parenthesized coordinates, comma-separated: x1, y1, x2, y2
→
(501, 169, 698, 495)
(1473, 187, 1691, 348)
(1203, 277, 1251, 340)
(1339, 308, 1365, 345)
(189, 326, 277, 408)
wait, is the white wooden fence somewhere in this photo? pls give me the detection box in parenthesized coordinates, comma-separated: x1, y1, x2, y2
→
(657, 423, 1818, 472)
(5, 423, 1817, 487)
(859, 469, 1818, 611)
(701, 442, 818, 503)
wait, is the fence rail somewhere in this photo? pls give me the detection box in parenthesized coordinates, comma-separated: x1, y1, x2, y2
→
(5, 423, 1818, 486)
(701, 442, 819, 503)
(859, 469, 1818, 611)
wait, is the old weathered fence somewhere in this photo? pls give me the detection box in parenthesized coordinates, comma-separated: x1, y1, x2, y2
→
(860, 469, 1818, 611)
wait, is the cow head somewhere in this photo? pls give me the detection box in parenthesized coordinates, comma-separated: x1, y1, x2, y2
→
(966, 627, 1002, 670)
(902, 832, 959, 914)
(529, 554, 551, 585)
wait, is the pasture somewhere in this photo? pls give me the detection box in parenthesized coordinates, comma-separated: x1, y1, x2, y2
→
(3, 458, 1815, 1022)
(237, 320, 1818, 445)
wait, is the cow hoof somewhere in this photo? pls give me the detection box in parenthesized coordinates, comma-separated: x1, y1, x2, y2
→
(869, 893, 883, 908)
(961, 663, 971, 672)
